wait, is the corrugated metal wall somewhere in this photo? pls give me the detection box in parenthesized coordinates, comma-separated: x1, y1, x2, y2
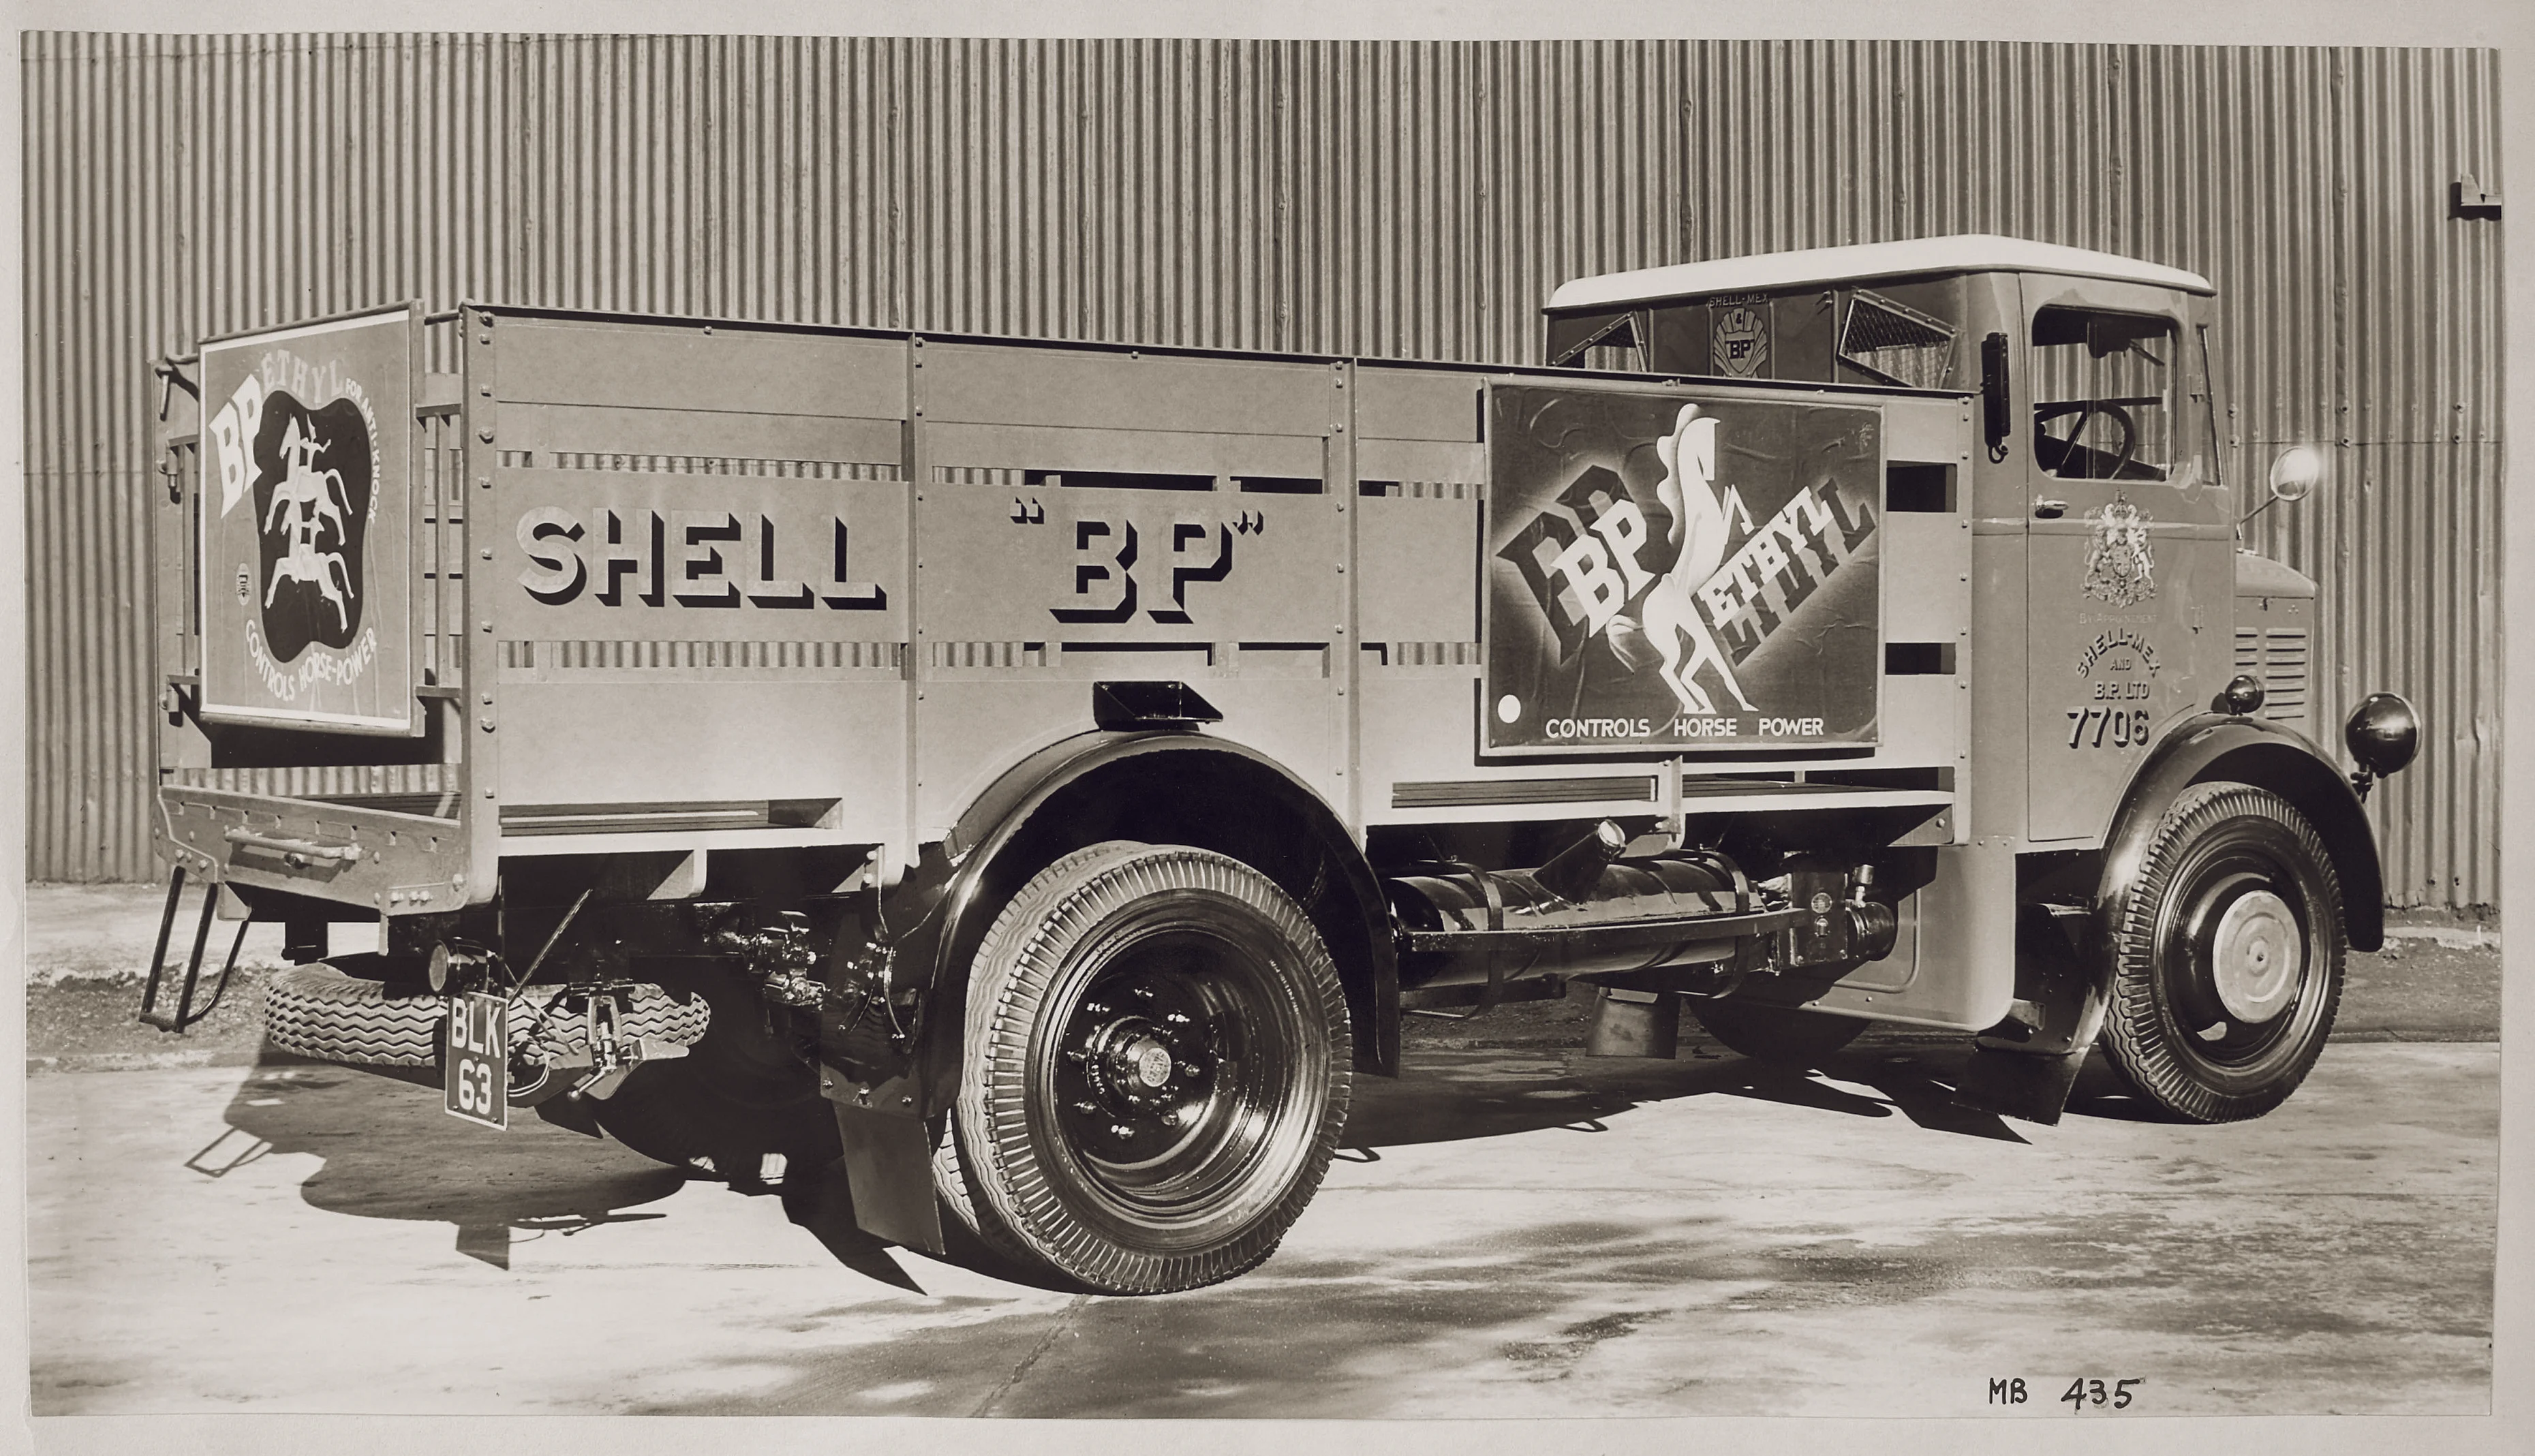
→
(22, 35, 2502, 905)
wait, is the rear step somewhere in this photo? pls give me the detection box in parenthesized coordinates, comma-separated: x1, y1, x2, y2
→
(137, 867, 249, 1034)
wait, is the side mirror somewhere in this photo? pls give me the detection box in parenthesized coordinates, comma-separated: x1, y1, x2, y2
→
(2268, 446, 2322, 503)
(2244, 445, 2324, 525)
(1980, 332, 2011, 461)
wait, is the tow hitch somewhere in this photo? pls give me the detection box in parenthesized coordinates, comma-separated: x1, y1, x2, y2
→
(519, 983, 692, 1103)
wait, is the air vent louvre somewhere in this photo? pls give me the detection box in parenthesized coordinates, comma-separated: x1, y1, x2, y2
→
(1839, 290, 1957, 389)
(2261, 628, 2309, 722)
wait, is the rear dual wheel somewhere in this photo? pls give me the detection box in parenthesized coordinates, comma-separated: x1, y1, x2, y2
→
(936, 842, 1353, 1294)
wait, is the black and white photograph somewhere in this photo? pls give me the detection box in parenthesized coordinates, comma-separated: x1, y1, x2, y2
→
(9, 1, 2529, 1449)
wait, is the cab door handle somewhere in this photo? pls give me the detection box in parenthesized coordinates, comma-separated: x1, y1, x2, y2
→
(2033, 498, 2069, 519)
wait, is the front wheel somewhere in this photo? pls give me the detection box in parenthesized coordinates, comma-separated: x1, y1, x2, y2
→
(2101, 781, 2346, 1123)
(938, 842, 1353, 1294)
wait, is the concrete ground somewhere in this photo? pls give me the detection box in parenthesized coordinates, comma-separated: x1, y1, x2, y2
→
(18, 882, 2507, 1419)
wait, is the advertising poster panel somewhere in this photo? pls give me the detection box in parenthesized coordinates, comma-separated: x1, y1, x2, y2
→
(1485, 384, 1883, 754)
(197, 305, 417, 733)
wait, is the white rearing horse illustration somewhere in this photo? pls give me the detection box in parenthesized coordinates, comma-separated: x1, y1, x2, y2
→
(1623, 404, 1756, 717)
(260, 416, 358, 635)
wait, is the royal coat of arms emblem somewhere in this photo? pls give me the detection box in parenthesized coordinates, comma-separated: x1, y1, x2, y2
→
(2082, 496, 2157, 607)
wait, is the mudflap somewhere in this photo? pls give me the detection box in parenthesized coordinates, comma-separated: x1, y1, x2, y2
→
(834, 1102, 946, 1256)
(1952, 1046, 2089, 1127)
(1954, 903, 2106, 1126)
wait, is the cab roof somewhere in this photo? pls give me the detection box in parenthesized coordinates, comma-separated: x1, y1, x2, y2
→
(1546, 233, 2215, 311)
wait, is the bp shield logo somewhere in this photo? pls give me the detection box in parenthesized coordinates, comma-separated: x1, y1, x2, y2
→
(1712, 303, 1770, 378)
(250, 395, 373, 660)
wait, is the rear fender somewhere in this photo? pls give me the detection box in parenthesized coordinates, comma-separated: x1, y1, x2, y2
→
(906, 732, 1396, 1117)
(829, 730, 1394, 1255)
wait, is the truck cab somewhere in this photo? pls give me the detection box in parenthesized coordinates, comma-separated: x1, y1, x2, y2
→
(1549, 235, 2257, 847)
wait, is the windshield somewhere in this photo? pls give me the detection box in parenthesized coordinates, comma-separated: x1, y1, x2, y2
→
(2031, 306, 2177, 482)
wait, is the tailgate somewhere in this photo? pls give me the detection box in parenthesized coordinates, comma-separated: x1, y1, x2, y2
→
(155, 303, 488, 912)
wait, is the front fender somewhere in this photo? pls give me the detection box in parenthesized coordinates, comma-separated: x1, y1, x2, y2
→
(2100, 714, 2385, 952)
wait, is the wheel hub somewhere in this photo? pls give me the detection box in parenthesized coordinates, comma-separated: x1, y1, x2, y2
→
(2209, 888, 2300, 1023)
(1065, 993, 1220, 1150)
(1126, 1038, 1176, 1088)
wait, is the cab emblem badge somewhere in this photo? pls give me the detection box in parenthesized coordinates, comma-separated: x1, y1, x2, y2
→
(2082, 495, 2156, 608)
(1712, 303, 1770, 378)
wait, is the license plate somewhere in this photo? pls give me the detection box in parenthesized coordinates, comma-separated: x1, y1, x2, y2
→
(444, 991, 510, 1130)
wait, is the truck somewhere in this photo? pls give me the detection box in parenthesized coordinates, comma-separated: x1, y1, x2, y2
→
(142, 234, 2419, 1295)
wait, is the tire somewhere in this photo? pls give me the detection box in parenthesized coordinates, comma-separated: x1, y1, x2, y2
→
(937, 841, 1353, 1294)
(2100, 781, 2345, 1123)
(263, 965, 446, 1067)
(262, 965, 708, 1085)
(1689, 996, 1869, 1065)
(585, 965, 840, 1181)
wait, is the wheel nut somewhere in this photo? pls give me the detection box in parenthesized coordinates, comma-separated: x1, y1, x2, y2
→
(1073, 1100, 1096, 1113)
(1109, 1124, 1135, 1139)
(1164, 1012, 1191, 1025)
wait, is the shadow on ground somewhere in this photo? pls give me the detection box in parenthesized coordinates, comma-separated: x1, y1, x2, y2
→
(1340, 1038, 2052, 1153)
(210, 1052, 1002, 1290)
(211, 1059, 695, 1267)
(207, 1032, 2088, 1280)
(164, 1028, 2491, 1416)
(633, 1042, 2491, 1417)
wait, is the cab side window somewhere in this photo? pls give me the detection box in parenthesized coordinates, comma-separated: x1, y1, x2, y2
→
(2031, 307, 2177, 482)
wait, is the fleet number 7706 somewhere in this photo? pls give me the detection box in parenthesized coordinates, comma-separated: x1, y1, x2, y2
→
(2068, 707, 2150, 749)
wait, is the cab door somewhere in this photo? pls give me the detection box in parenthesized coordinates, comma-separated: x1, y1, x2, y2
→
(2021, 275, 2231, 843)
